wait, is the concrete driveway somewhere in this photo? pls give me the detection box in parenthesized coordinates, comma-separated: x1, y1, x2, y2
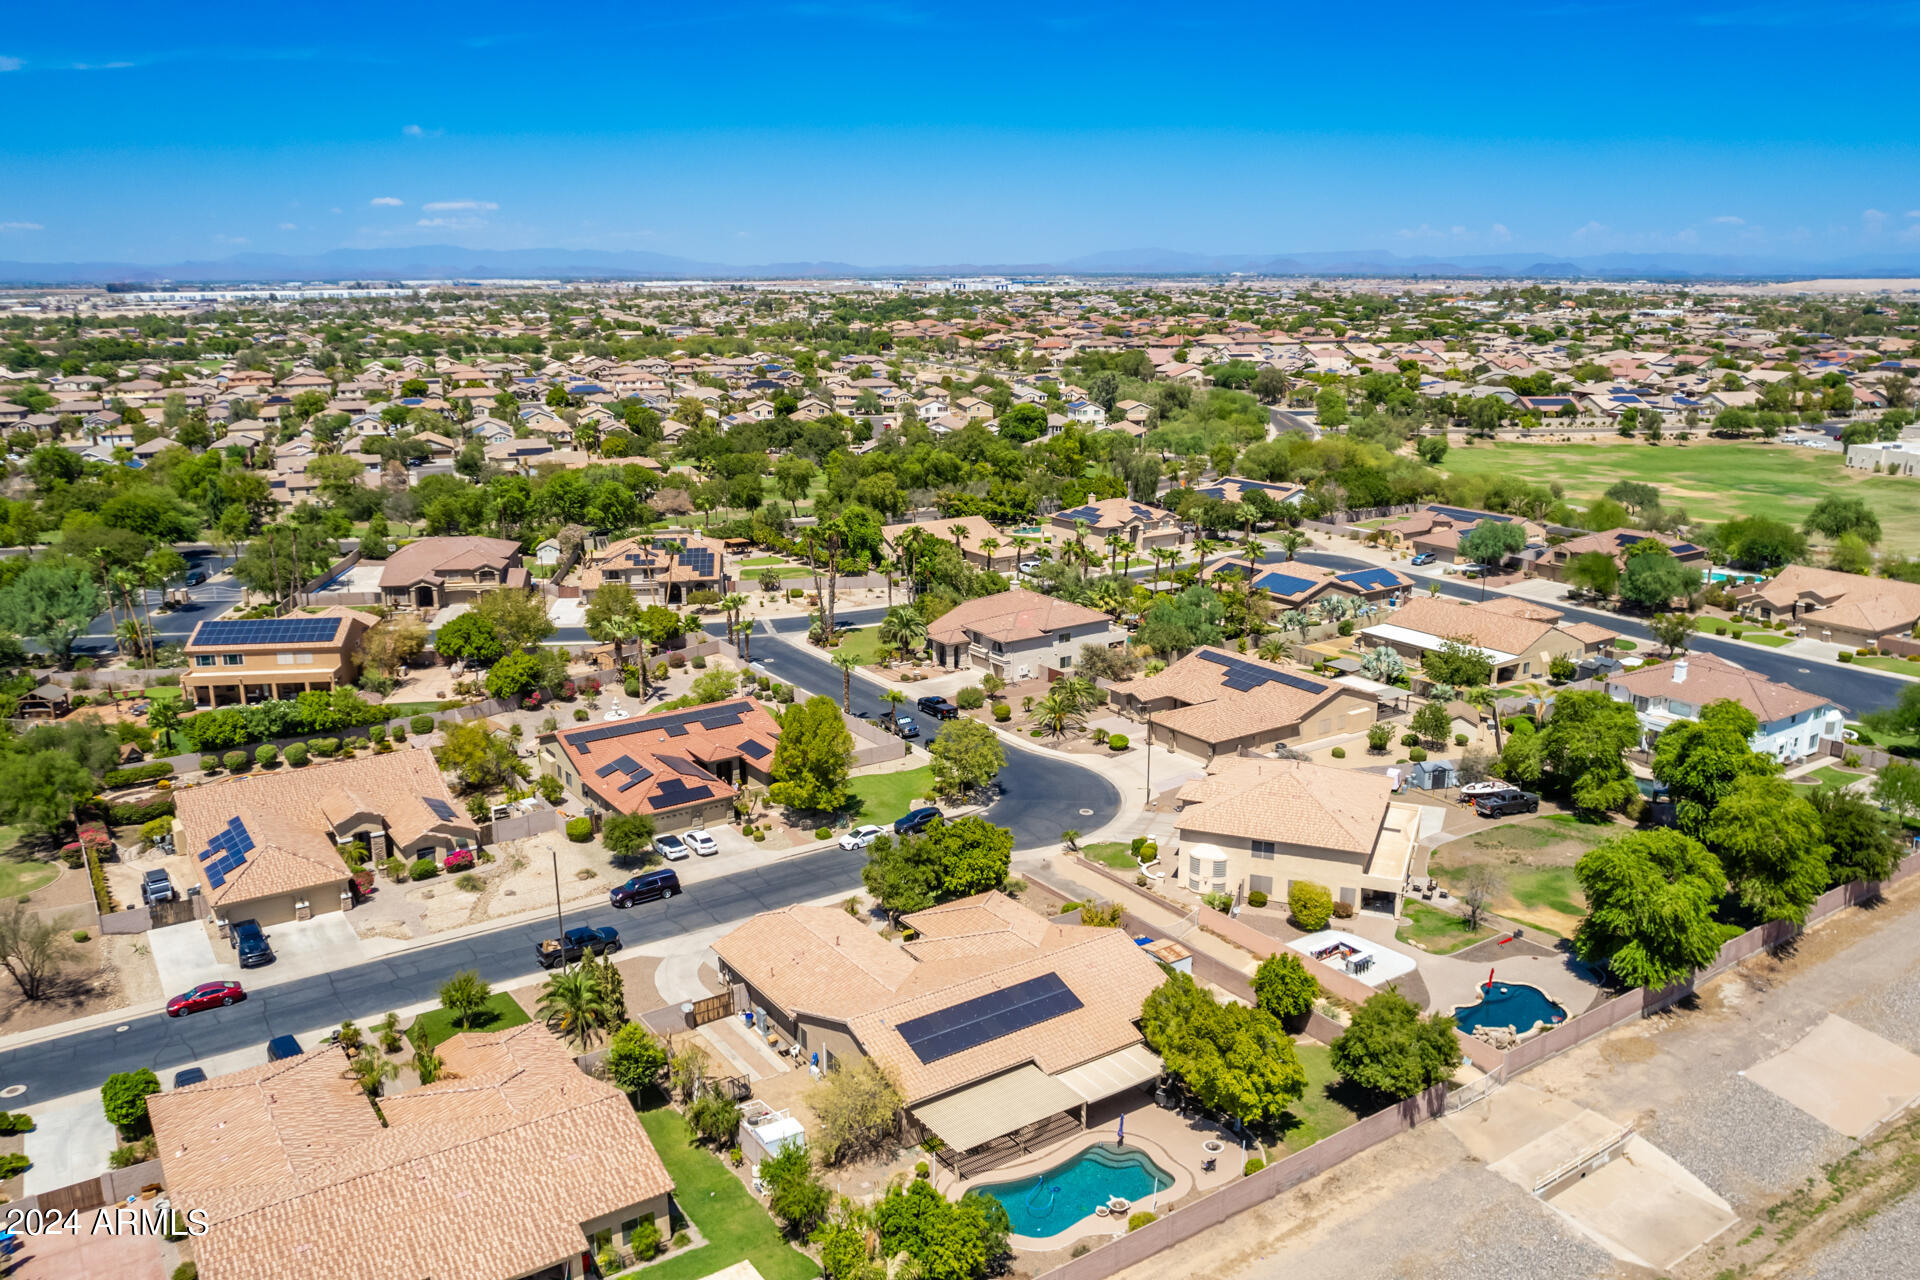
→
(148, 920, 229, 996)
(245, 913, 366, 988)
(23, 1091, 118, 1193)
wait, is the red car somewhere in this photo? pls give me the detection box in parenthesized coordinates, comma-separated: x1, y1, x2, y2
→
(166, 981, 246, 1017)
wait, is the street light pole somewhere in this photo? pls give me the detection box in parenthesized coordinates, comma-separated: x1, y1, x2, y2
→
(1144, 712, 1153, 806)
(551, 839, 566, 963)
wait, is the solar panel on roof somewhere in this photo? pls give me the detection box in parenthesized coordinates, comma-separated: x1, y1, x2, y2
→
(1251, 572, 1317, 597)
(1195, 649, 1328, 696)
(562, 702, 749, 753)
(194, 617, 345, 647)
(423, 796, 456, 821)
(896, 972, 1084, 1064)
(738, 739, 770, 760)
(596, 755, 641, 778)
(616, 766, 654, 792)
(206, 866, 226, 888)
(647, 779, 713, 809)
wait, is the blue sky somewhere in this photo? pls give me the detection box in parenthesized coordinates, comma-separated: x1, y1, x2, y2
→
(4, 1, 1919, 266)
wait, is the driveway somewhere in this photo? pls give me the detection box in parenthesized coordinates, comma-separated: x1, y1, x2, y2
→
(148, 921, 227, 996)
(22, 1091, 117, 1193)
(150, 912, 366, 995)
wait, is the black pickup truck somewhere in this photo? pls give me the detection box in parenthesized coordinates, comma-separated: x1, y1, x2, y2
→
(536, 925, 622, 968)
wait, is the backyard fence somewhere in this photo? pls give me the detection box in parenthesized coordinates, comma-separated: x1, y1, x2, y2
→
(8, 1159, 164, 1218)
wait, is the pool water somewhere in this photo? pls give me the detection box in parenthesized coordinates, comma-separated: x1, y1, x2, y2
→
(1453, 982, 1567, 1035)
(967, 1143, 1174, 1237)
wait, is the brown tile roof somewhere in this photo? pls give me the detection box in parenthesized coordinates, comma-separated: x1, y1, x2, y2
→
(1606, 652, 1834, 722)
(1109, 646, 1365, 745)
(375, 536, 521, 589)
(1740, 564, 1920, 636)
(175, 751, 475, 908)
(1372, 596, 1612, 658)
(1175, 756, 1391, 854)
(576, 532, 728, 593)
(552, 698, 781, 817)
(926, 588, 1111, 646)
(882, 515, 1007, 560)
(1047, 496, 1179, 533)
(150, 1024, 673, 1280)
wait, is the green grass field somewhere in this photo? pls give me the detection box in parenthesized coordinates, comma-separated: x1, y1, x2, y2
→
(828, 627, 890, 666)
(847, 765, 935, 822)
(1444, 440, 1920, 552)
(0, 824, 59, 899)
(1277, 1043, 1368, 1153)
(1850, 653, 1920, 676)
(1395, 902, 1495, 954)
(408, 992, 530, 1049)
(1734, 631, 1795, 648)
(1793, 765, 1866, 795)
(1081, 841, 1138, 871)
(636, 1107, 816, 1280)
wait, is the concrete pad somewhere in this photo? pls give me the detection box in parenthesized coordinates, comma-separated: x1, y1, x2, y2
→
(656, 947, 718, 1004)
(1488, 1108, 1628, 1189)
(1288, 929, 1417, 987)
(23, 1091, 118, 1192)
(1442, 1082, 1587, 1165)
(243, 912, 366, 989)
(1744, 1013, 1920, 1139)
(1544, 1136, 1738, 1271)
(146, 920, 231, 996)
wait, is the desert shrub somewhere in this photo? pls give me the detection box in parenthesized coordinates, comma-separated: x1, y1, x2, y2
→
(1289, 880, 1334, 931)
(368, 725, 387, 744)
(1128, 1211, 1157, 1231)
(1839, 652, 1854, 663)
(199, 754, 218, 772)
(255, 744, 278, 768)
(574, 708, 590, 721)
(1400, 732, 1419, 748)
(993, 703, 1012, 722)
(411, 714, 435, 734)
(1454, 733, 1468, 746)
(566, 816, 592, 842)
(455, 872, 483, 892)
(284, 742, 310, 767)
(1330, 746, 1346, 758)
(1330, 900, 1354, 919)
(956, 686, 985, 709)
(385, 856, 406, 880)
(409, 856, 439, 880)
(1107, 733, 1129, 750)
(1247, 890, 1269, 908)
(815, 827, 833, 840)
(1243, 1158, 1265, 1176)
(103, 762, 174, 789)
(222, 750, 248, 773)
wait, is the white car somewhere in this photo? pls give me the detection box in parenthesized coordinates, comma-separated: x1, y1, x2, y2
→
(653, 834, 690, 861)
(838, 824, 886, 850)
(1018, 559, 1043, 574)
(683, 829, 719, 857)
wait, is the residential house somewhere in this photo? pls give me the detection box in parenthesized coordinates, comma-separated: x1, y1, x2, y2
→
(1048, 497, 1185, 552)
(925, 588, 1122, 679)
(1605, 653, 1845, 761)
(1187, 475, 1307, 508)
(1173, 756, 1422, 916)
(1360, 595, 1615, 684)
(1536, 528, 1708, 583)
(147, 1023, 673, 1280)
(183, 607, 379, 708)
(1375, 504, 1543, 564)
(175, 750, 475, 926)
(1733, 564, 1920, 649)
(575, 532, 728, 605)
(715, 891, 1166, 1175)
(1107, 647, 1377, 760)
(377, 536, 527, 610)
(882, 516, 1018, 573)
(1203, 555, 1412, 611)
(543, 698, 782, 832)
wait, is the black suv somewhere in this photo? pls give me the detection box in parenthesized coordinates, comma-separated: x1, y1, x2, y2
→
(610, 868, 681, 908)
(231, 919, 273, 967)
(916, 695, 959, 721)
(894, 807, 942, 836)
(1473, 789, 1540, 818)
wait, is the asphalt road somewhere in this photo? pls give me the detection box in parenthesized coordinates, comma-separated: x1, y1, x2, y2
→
(1288, 548, 1906, 716)
(713, 606, 1124, 849)
(74, 552, 238, 655)
(0, 843, 871, 1103)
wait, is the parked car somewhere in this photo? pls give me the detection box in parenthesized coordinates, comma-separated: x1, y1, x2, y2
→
(185, 569, 208, 586)
(683, 829, 719, 857)
(267, 1034, 303, 1061)
(610, 868, 681, 908)
(1410, 552, 1437, 566)
(893, 714, 920, 740)
(653, 834, 690, 861)
(839, 824, 886, 850)
(536, 925, 623, 968)
(231, 919, 273, 968)
(172, 1067, 208, 1089)
(894, 807, 941, 836)
(1018, 559, 1043, 574)
(916, 695, 959, 721)
(1472, 789, 1540, 818)
(142, 868, 175, 905)
(166, 981, 246, 1017)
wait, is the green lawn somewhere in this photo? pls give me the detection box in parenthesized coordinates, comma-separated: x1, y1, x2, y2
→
(1444, 440, 1920, 552)
(408, 992, 530, 1049)
(1501, 866, 1585, 936)
(847, 766, 935, 823)
(1081, 841, 1139, 871)
(829, 627, 889, 666)
(739, 556, 789, 567)
(1396, 902, 1495, 954)
(1611, 638, 1637, 652)
(0, 825, 59, 899)
(1794, 765, 1866, 793)
(1733, 631, 1795, 648)
(1277, 1043, 1367, 1153)
(1849, 653, 1920, 676)
(635, 1107, 816, 1280)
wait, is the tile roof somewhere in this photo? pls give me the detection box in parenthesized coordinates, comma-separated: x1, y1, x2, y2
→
(1607, 652, 1835, 722)
(1048, 496, 1179, 532)
(1175, 756, 1391, 854)
(1739, 564, 1920, 636)
(376, 536, 522, 589)
(1369, 596, 1613, 658)
(552, 698, 781, 817)
(925, 588, 1112, 646)
(150, 1024, 673, 1280)
(1108, 646, 1364, 746)
(882, 515, 1008, 560)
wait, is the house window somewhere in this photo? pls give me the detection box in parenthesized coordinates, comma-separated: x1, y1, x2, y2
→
(221, 654, 245, 666)
(1250, 874, 1274, 895)
(1251, 840, 1275, 859)
(194, 655, 216, 667)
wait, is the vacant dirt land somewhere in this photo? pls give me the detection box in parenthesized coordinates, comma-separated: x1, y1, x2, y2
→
(1109, 872, 1920, 1280)
(1426, 816, 1609, 937)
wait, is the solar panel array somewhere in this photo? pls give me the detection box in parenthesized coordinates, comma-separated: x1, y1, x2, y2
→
(422, 796, 456, 821)
(1251, 571, 1317, 597)
(563, 703, 747, 753)
(1337, 568, 1402, 591)
(198, 817, 255, 889)
(648, 778, 714, 810)
(677, 546, 716, 576)
(1195, 649, 1328, 696)
(1428, 504, 1512, 524)
(194, 617, 344, 646)
(896, 973, 1084, 1064)
(655, 753, 718, 783)
(738, 738, 770, 760)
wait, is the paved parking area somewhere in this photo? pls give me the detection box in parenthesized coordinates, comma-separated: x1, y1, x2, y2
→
(1744, 1013, 1920, 1139)
(22, 1091, 117, 1193)
(150, 913, 365, 994)
(1543, 1136, 1737, 1272)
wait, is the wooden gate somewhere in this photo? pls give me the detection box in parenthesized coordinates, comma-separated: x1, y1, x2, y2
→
(37, 1176, 106, 1216)
(688, 991, 736, 1026)
(149, 897, 202, 930)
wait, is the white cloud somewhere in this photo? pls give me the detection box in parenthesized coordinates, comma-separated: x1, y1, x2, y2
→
(277, 222, 298, 231)
(401, 124, 444, 138)
(1864, 208, 1889, 233)
(1711, 214, 1745, 225)
(422, 200, 497, 212)
(212, 234, 250, 246)
(0, 56, 21, 72)
(369, 196, 404, 207)
(416, 216, 483, 229)
(1570, 220, 1609, 242)
(0, 221, 42, 232)
(1906, 210, 1920, 219)
(1489, 223, 1511, 242)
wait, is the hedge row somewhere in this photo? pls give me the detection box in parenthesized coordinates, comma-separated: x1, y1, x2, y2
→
(103, 761, 175, 789)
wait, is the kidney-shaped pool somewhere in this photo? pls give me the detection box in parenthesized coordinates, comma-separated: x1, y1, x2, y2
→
(965, 1142, 1174, 1238)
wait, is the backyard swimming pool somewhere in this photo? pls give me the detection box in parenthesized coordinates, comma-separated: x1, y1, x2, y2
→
(966, 1143, 1174, 1237)
(1453, 982, 1567, 1035)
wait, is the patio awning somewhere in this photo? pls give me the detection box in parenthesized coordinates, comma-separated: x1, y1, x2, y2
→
(1053, 1043, 1162, 1104)
(912, 1065, 1082, 1153)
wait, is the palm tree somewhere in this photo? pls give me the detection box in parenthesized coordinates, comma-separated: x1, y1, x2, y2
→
(1466, 685, 1505, 756)
(720, 593, 749, 646)
(348, 1045, 400, 1097)
(537, 965, 622, 1052)
(979, 537, 1001, 572)
(1088, 578, 1128, 620)
(1033, 687, 1086, 742)
(880, 688, 907, 727)
(1150, 546, 1176, 592)
(1053, 675, 1095, 714)
(1257, 637, 1287, 663)
(1276, 529, 1310, 562)
(947, 524, 969, 555)
(877, 605, 926, 660)
(1072, 518, 1092, 581)
(1103, 534, 1127, 575)
(831, 650, 860, 712)
(411, 1037, 447, 1085)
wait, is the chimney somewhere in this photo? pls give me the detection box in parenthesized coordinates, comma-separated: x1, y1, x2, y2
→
(1673, 658, 1688, 684)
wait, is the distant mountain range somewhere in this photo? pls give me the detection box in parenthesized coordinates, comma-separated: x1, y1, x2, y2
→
(2, 243, 1919, 285)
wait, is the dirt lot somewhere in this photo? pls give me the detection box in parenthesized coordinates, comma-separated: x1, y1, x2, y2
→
(1425, 816, 1616, 937)
(1108, 870, 1920, 1280)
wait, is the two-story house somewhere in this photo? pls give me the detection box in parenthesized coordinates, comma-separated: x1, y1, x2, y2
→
(1605, 653, 1846, 761)
(575, 532, 728, 605)
(184, 607, 378, 708)
(377, 536, 528, 611)
(925, 588, 1122, 680)
(1048, 497, 1185, 553)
